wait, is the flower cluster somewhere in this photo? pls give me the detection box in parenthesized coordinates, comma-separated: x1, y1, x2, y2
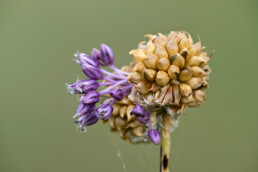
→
(67, 44, 133, 130)
(67, 44, 160, 144)
(67, 30, 212, 145)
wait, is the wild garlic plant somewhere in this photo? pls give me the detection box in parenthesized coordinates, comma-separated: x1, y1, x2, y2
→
(67, 30, 212, 172)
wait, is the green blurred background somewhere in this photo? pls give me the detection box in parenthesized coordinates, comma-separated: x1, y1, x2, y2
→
(0, 0, 257, 171)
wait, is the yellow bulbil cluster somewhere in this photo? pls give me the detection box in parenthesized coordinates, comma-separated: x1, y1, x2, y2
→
(128, 31, 212, 113)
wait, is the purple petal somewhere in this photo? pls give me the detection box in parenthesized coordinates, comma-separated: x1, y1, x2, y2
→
(99, 44, 114, 66)
(82, 65, 103, 80)
(81, 113, 98, 126)
(148, 129, 161, 145)
(95, 104, 113, 120)
(110, 89, 123, 101)
(78, 53, 99, 67)
(80, 80, 99, 92)
(82, 90, 100, 104)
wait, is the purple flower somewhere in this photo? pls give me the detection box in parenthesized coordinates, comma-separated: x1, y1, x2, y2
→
(77, 52, 99, 67)
(80, 112, 99, 127)
(80, 103, 95, 114)
(99, 44, 114, 66)
(110, 89, 123, 101)
(148, 129, 161, 145)
(80, 80, 99, 91)
(92, 48, 101, 61)
(67, 79, 99, 94)
(130, 104, 146, 117)
(82, 65, 103, 80)
(81, 90, 100, 104)
(95, 104, 113, 120)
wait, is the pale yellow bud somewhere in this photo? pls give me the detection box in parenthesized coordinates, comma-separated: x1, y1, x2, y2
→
(179, 83, 192, 97)
(179, 67, 192, 81)
(171, 54, 185, 69)
(186, 56, 205, 67)
(181, 94, 195, 104)
(193, 90, 206, 102)
(135, 81, 152, 94)
(157, 58, 170, 71)
(133, 62, 146, 73)
(128, 71, 142, 84)
(144, 34, 156, 41)
(202, 65, 211, 75)
(138, 41, 146, 49)
(180, 48, 190, 61)
(189, 36, 202, 56)
(145, 41, 156, 54)
(116, 98, 132, 105)
(191, 66, 206, 77)
(115, 117, 126, 131)
(112, 104, 121, 116)
(179, 33, 190, 50)
(168, 31, 177, 40)
(143, 68, 157, 82)
(119, 106, 127, 118)
(126, 105, 135, 122)
(108, 116, 116, 129)
(166, 39, 178, 56)
(144, 54, 159, 69)
(154, 33, 168, 47)
(129, 49, 146, 63)
(184, 77, 203, 89)
(128, 121, 138, 128)
(199, 55, 210, 68)
(172, 85, 181, 105)
(186, 32, 193, 47)
(167, 65, 180, 79)
(155, 44, 168, 58)
(132, 125, 145, 136)
(155, 71, 170, 86)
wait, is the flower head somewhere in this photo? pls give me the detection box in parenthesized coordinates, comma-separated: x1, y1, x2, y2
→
(67, 30, 212, 145)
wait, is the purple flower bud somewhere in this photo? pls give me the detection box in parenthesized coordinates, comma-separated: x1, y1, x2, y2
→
(73, 102, 84, 118)
(67, 79, 99, 94)
(148, 129, 161, 145)
(80, 80, 99, 92)
(130, 104, 146, 117)
(110, 89, 123, 101)
(96, 104, 113, 120)
(78, 53, 99, 67)
(92, 48, 101, 61)
(81, 112, 98, 127)
(82, 64, 103, 80)
(80, 103, 95, 114)
(82, 90, 100, 104)
(99, 44, 114, 66)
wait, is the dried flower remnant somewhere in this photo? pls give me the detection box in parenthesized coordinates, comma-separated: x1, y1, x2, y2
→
(67, 31, 212, 147)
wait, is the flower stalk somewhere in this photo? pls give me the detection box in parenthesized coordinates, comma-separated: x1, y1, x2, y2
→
(161, 113, 171, 172)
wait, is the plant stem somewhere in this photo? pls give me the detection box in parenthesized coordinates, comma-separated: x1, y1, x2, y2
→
(160, 113, 171, 172)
